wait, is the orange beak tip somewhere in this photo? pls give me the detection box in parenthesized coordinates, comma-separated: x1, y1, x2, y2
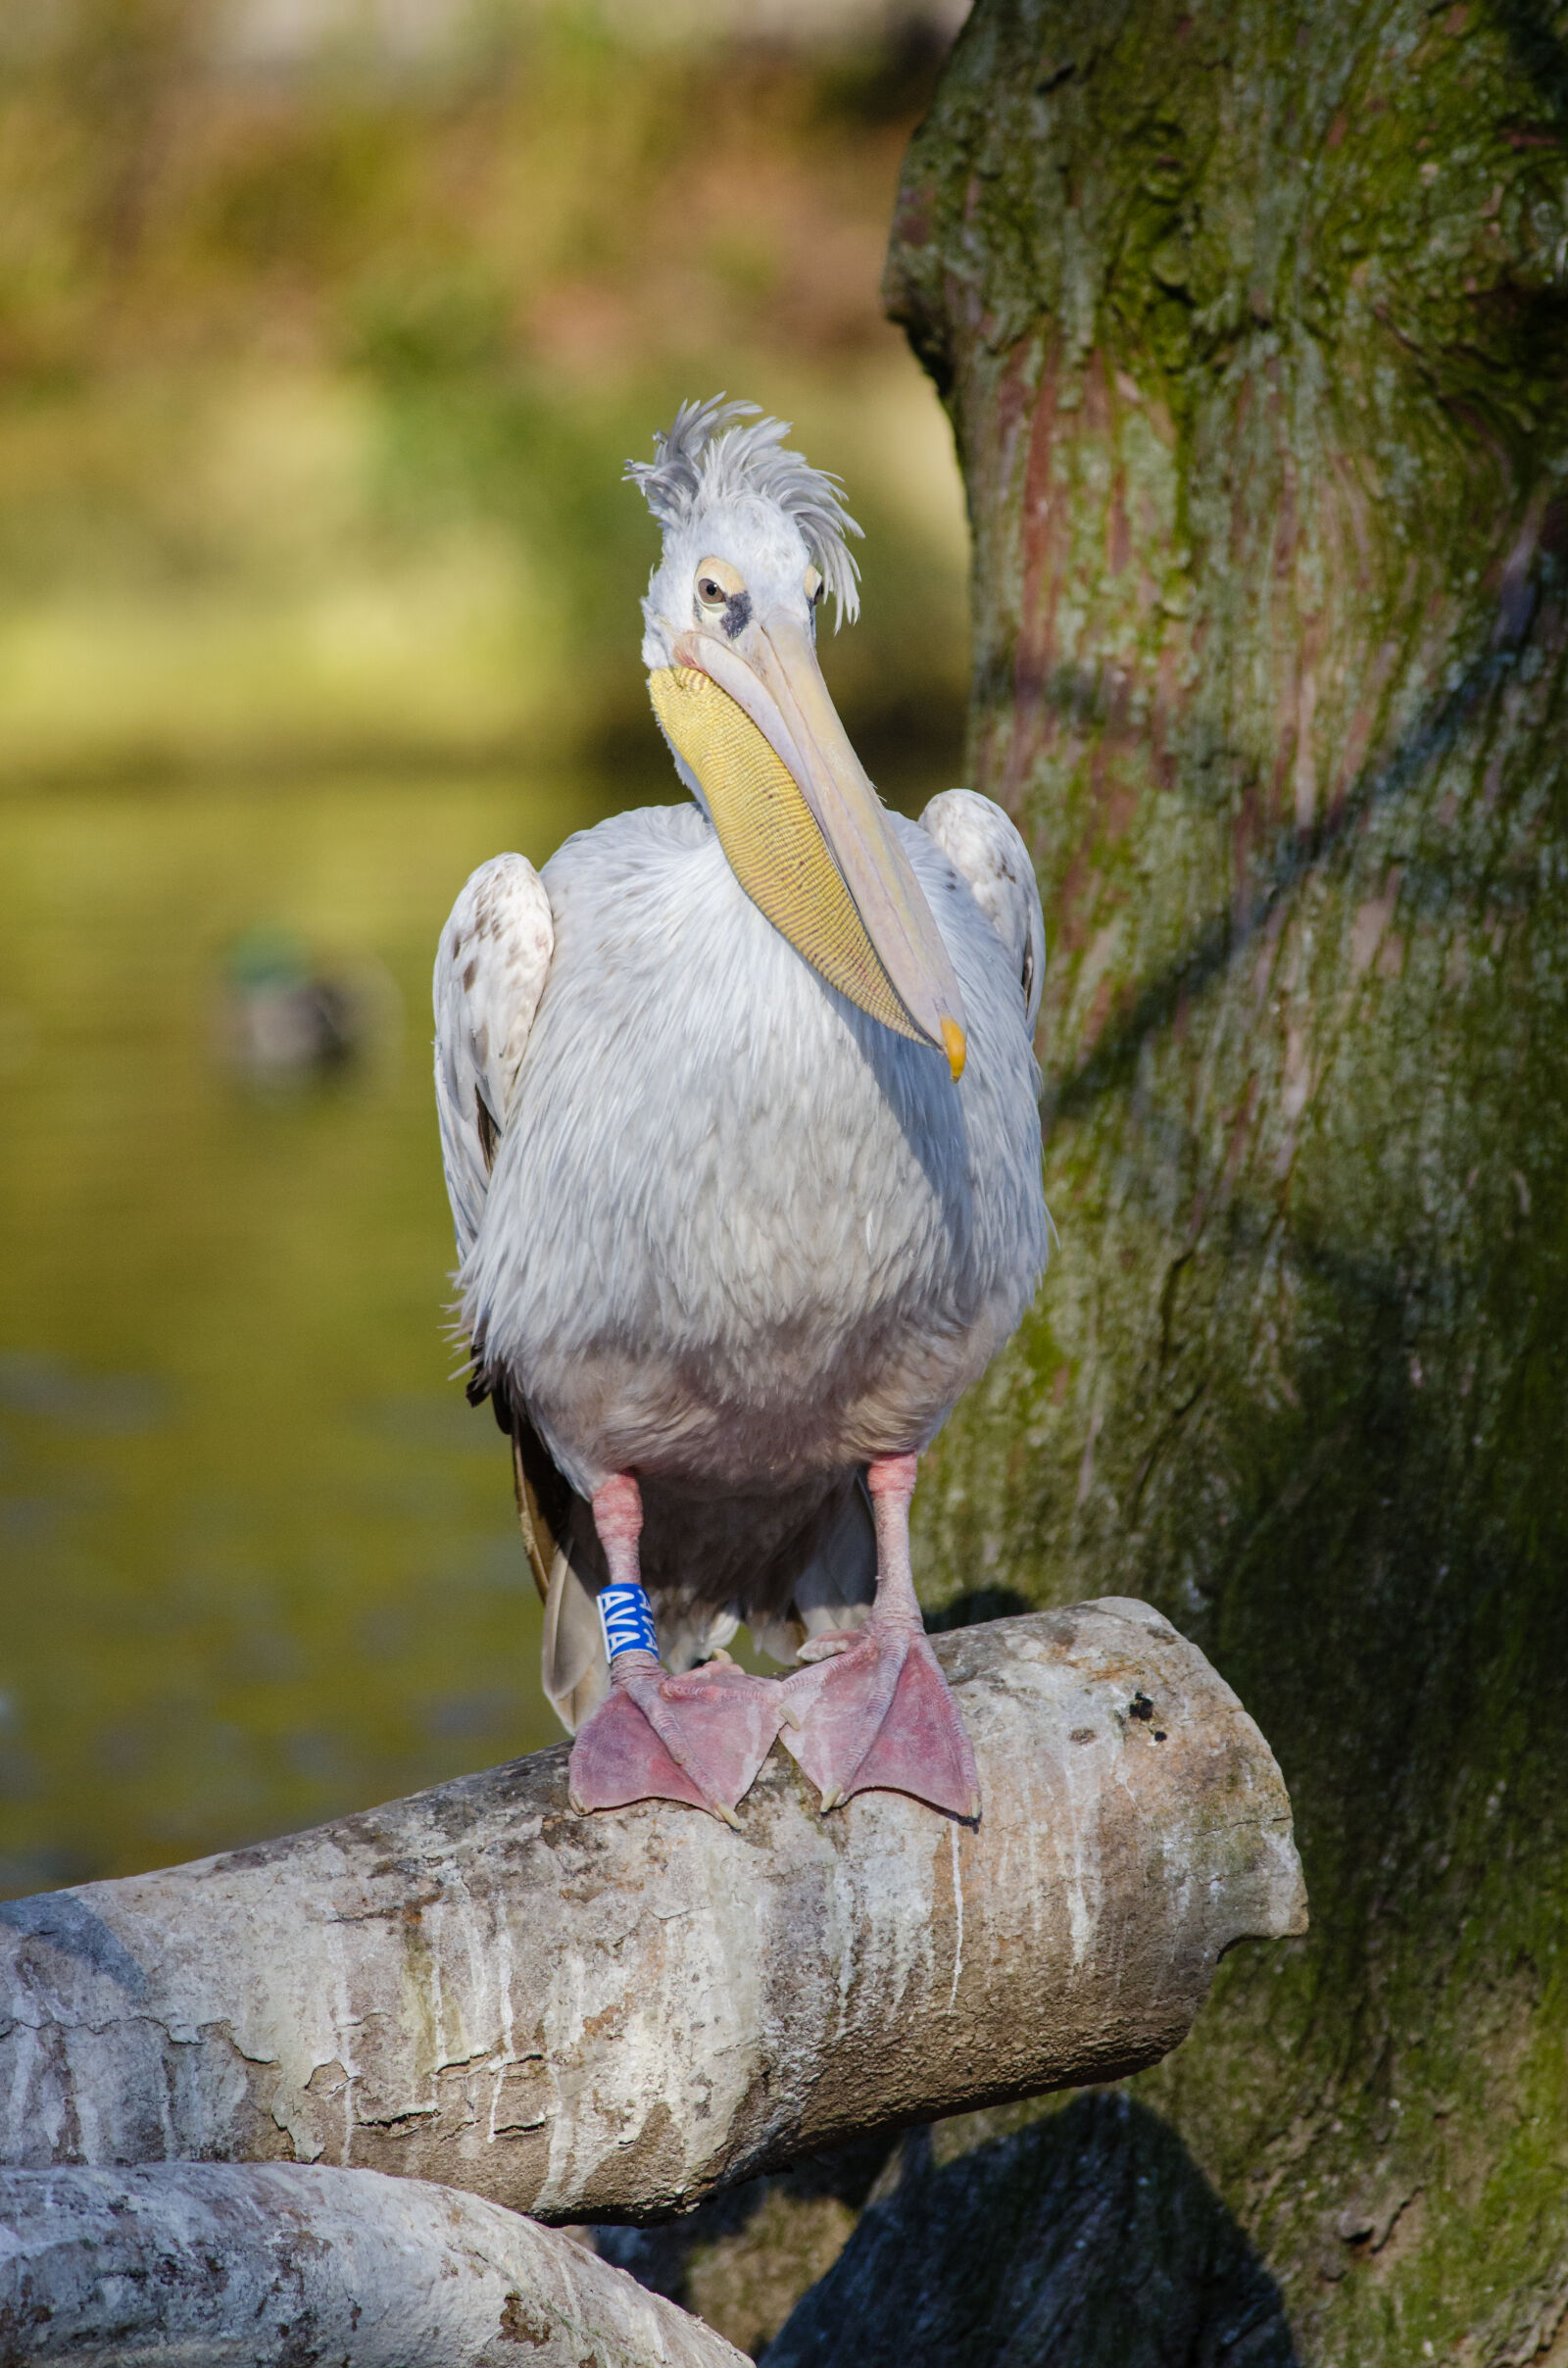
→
(942, 1018, 967, 1081)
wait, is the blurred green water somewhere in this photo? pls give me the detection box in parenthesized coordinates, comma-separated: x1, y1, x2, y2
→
(0, 766, 628, 1898)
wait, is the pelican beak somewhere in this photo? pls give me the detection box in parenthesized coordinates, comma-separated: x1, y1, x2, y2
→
(653, 612, 967, 1079)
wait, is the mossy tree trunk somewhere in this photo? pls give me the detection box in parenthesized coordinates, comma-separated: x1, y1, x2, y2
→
(886, 2, 1568, 2358)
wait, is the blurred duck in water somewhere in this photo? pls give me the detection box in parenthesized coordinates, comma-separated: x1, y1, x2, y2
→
(221, 928, 383, 1087)
(433, 397, 1049, 1828)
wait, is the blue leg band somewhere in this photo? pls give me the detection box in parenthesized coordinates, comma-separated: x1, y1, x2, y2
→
(598, 1583, 659, 1663)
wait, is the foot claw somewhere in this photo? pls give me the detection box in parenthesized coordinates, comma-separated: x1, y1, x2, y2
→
(795, 1628, 860, 1666)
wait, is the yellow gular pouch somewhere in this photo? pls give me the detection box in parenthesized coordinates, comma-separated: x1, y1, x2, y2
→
(649, 666, 927, 1047)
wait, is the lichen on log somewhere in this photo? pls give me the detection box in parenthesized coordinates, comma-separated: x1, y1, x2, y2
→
(0, 2160, 748, 2366)
(0, 1605, 1302, 2226)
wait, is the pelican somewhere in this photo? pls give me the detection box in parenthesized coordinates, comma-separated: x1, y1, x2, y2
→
(434, 397, 1048, 1826)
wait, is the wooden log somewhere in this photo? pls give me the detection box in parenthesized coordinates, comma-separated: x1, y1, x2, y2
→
(0, 2161, 747, 2366)
(0, 1605, 1304, 2224)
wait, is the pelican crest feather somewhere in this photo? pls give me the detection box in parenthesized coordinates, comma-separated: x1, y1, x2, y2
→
(626, 395, 862, 625)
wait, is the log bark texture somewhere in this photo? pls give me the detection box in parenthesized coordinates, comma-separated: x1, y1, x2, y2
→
(883, 2, 1568, 2358)
(0, 1605, 1302, 2225)
(0, 2161, 748, 2366)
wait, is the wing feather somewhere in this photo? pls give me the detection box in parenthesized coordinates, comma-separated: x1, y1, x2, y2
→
(435, 853, 569, 1634)
(432, 852, 555, 1263)
(918, 789, 1046, 1032)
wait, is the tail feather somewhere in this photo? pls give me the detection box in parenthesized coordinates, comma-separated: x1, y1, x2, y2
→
(471, 1366, 605, 1733)
(510, 1425, 565, 1605)
(542, 1541, 611, 1734)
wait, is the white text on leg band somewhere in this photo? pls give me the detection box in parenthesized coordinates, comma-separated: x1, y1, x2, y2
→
(598, 1583, 658, 1661)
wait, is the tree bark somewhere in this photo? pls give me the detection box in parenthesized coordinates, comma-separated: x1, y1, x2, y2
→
(0, 1606, 1301, 2224)
(0, 2161, 747, 2366)
(884, 2, 1568, 2357)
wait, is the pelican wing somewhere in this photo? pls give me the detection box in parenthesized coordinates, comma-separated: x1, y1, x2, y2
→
(918, 789, 1046, 1032)
(434, 854, 601, 1722)
(433, 853, 555, 1262)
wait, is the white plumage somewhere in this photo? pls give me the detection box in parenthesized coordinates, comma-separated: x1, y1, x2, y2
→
(432, 399, 1049, 1809)
(436, 793, 1047, 1717)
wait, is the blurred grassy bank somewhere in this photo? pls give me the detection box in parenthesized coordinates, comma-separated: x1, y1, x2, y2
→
(0, 1, 969, 787)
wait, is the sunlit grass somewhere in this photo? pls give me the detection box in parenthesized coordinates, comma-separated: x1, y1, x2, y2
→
(0, 8, 969, 785)
(0, 352, 965, 782)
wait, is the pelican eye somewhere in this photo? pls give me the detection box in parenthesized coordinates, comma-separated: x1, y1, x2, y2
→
(694, 557, 745, 617)
(805, 567, 823, 608)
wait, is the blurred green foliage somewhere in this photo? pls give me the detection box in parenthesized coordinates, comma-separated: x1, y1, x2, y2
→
(0, 0, 969, 784)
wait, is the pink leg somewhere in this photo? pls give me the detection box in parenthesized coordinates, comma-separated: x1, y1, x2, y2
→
(780, 1454, 980, 1820)
(567, 1475, 796, 1828)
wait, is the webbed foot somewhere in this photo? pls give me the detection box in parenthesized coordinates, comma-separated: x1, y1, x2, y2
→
(568, 1649, 796, 1826)
(779, 1450, 980, 1820)
(781, 1619, 979, 1818)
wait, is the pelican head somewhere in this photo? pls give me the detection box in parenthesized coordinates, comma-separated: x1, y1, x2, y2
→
(627, 396, 967, 1080)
